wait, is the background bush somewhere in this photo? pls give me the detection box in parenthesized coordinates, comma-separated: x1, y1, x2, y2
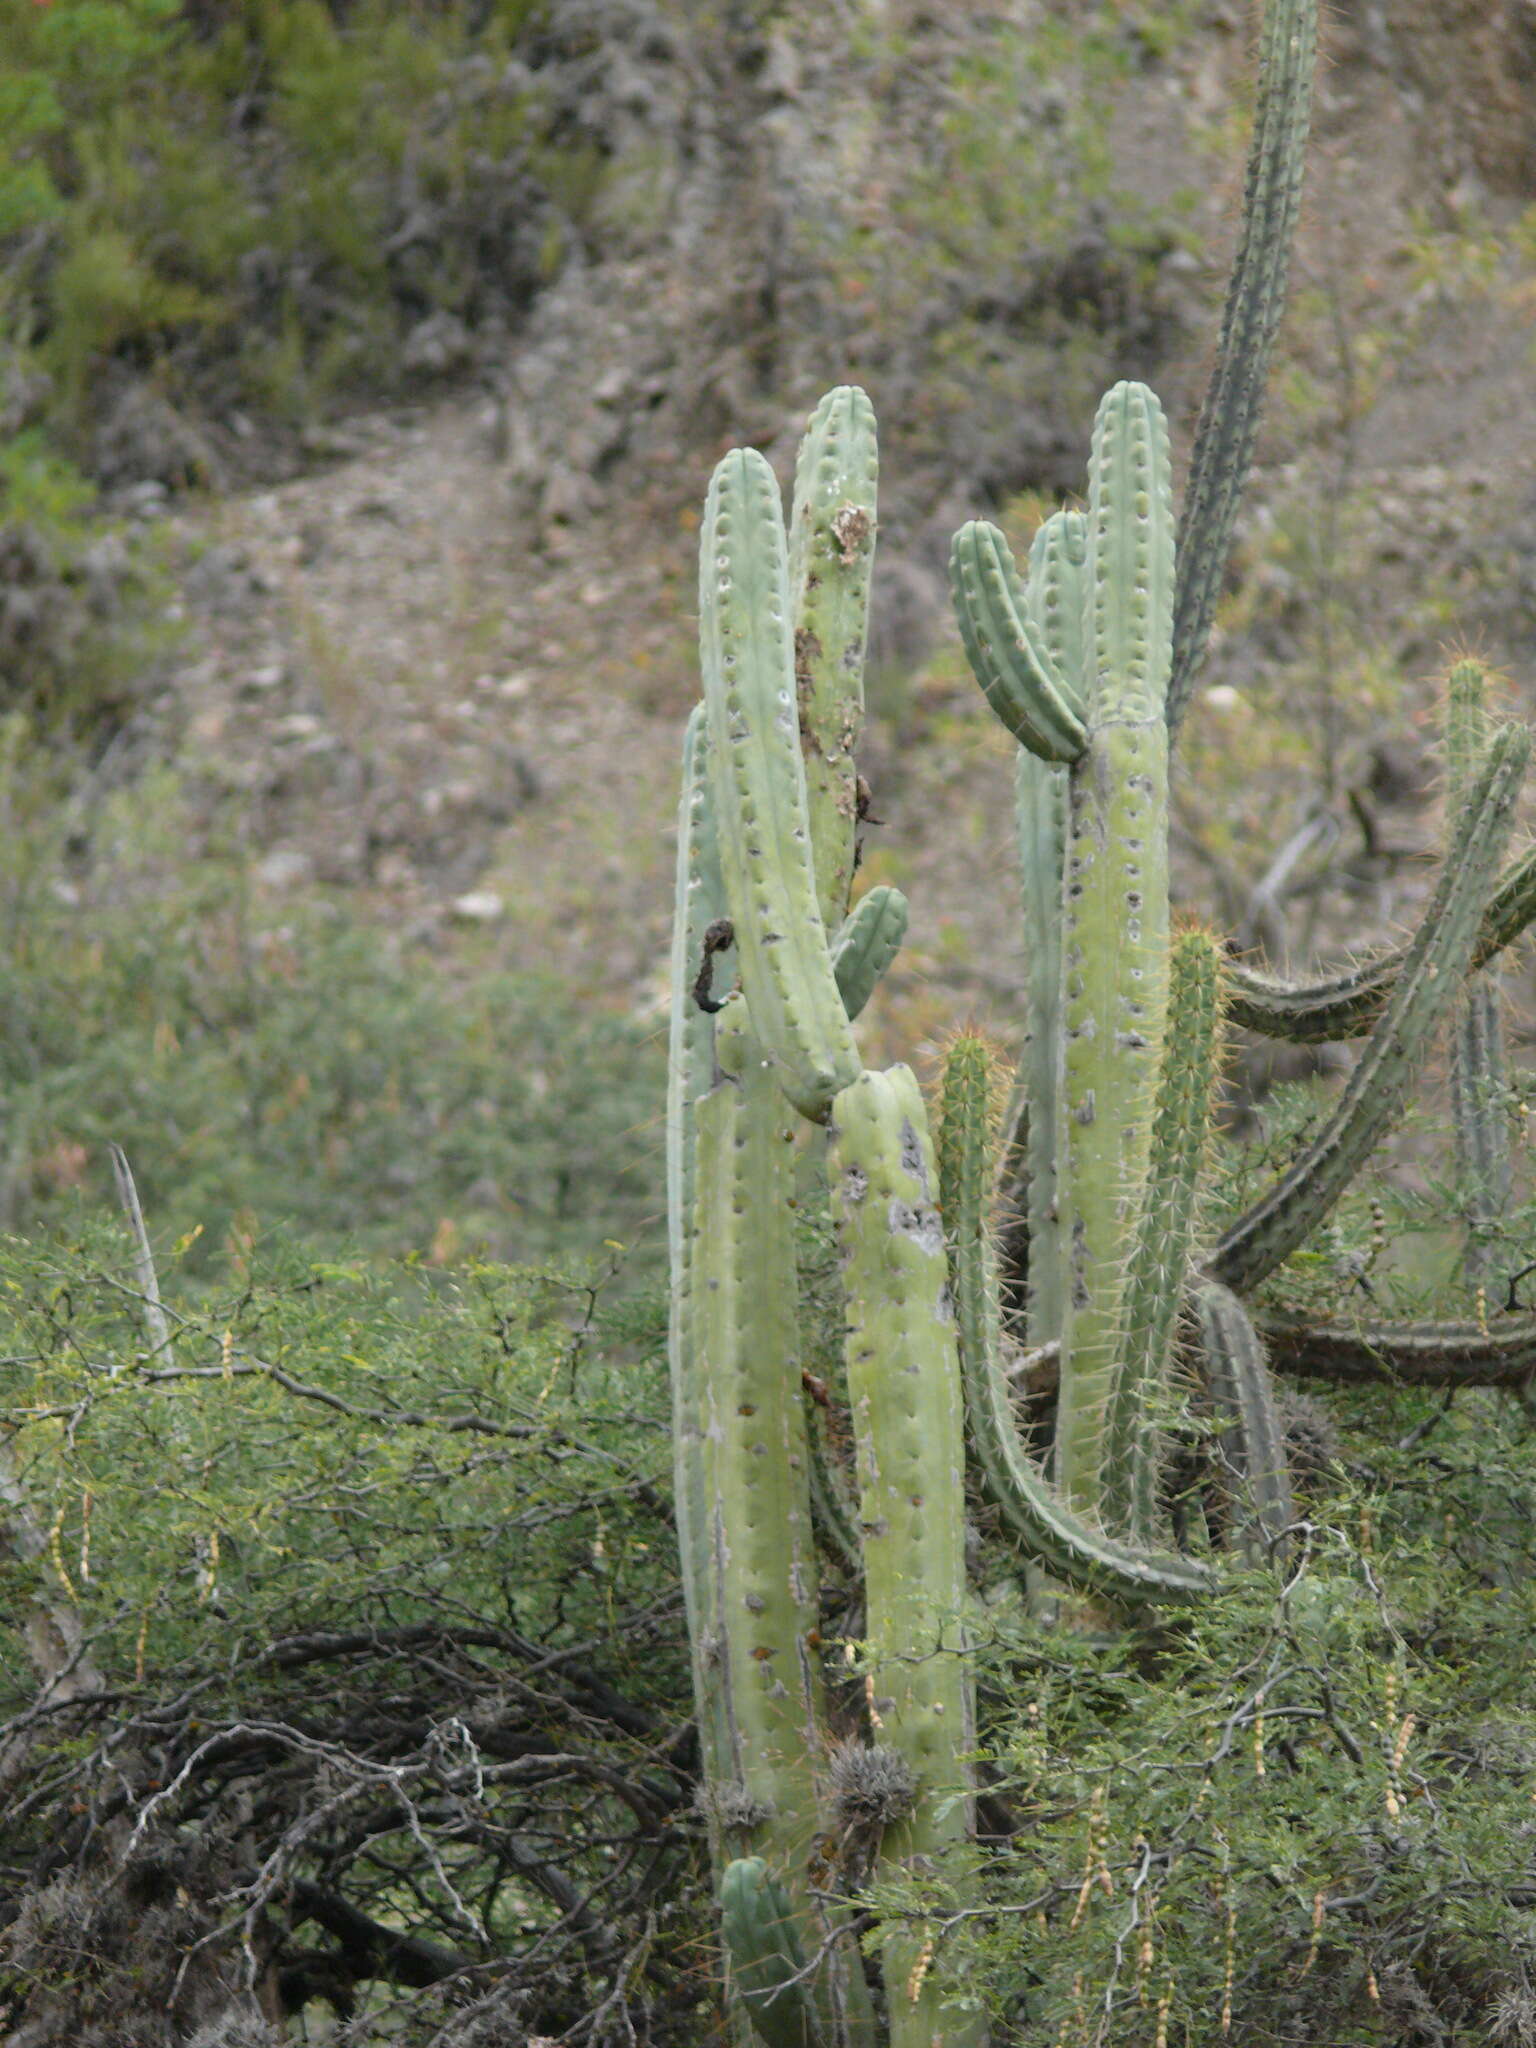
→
(0, 721, 664, 1269)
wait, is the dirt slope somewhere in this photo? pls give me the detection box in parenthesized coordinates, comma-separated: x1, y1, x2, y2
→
(144, 2, 1536, 1073)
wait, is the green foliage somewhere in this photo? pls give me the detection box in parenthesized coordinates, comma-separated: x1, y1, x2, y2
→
(936, 1391, 1536, 2044)
(0, 0, 580, 437)
(0, 1226, 674, 1692)
(0, 728, 663, 1269)
(0, 1227, 704, 2041)
(0, 432, 169, 732)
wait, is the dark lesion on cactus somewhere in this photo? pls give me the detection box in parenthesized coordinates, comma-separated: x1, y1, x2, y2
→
(830, 505, 872, 566)
(794, 626, 822, 714)
(692, 918, 735, 1013)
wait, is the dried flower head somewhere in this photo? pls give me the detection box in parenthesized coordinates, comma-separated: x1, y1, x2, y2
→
(828, 1739, 919, 1829)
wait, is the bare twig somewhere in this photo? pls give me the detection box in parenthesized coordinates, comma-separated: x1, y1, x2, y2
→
(108, 1144, 172, 1365)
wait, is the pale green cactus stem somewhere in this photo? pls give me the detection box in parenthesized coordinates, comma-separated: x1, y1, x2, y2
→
(1055, 381, 1176, 1517)
(1193, 1279, 1295, 1563)
(1013, 749, 1069, 1345)
(693, 999, 876, 2048)
(720, 1857, 823, 2048)
(668, 706, 739, 1803)
(937, 1033, 1213, 1603)
(948, 520, 1087, 763)
(1444, 659, 1514, 1288)
(702, 447, 861, 1123)
(826, 1064, 981, 2048)
(830, 884, 908, 1021)
(1105, 929, 1224, 1546)
(1014, 509, 1088, 1346)
(787, 386, 880, 934)
(692, 1002, 827, 1862)
(1167, 0, 1317, 737)
(1211, 726, 1530, 1293)
(1223, 845, 1536, 1042)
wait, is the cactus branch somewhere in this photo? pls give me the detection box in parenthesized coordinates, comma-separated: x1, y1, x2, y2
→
(1055, 383, 1175, 1515)
(1194, 1279, 1295, 1563)
(826, 1065, 980, 2048)
(1259, 1309, 1536, 1388)
(1107, 930, 1224, 1544)
(701, 449, 862, 1121)
(1209, 727, 1529, 1293)
(1444, 659, 1515, 1286)
(1167, 0, 1318, 736)
(1222, 840, 1536, 1041)
(789, 387, 879, 931)
(720, 1857, 824, 2048)
(830, 886, 908, 1021)
(938, 1034, 1213, 1603)
(694, 1005, 877, 2048)
(949, 521, 1088, 762)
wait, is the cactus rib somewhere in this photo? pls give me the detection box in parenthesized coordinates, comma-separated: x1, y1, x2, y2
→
(1210, 726, 1529, 1293)
(669, 707, 738, 1807)
(949, 520, 1088, 761)
(1167, 0, 1318, 736)
(938, 1034, 1213, 1603)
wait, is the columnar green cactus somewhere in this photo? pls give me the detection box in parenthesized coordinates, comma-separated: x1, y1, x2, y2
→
(668, 2, 1536, 2041)
(826, 1062, 979, 2048)
(1445, 659, 1516, 1289)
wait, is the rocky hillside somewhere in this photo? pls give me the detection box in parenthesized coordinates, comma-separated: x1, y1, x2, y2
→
(15, 0, 1536, 1231)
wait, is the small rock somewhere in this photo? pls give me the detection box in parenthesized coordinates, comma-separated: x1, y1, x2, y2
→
(120, 479, 169, 521)
(401, 311, 475, 379)
(450, 890, 505, 924)
(271, 714, 323, 742)
(244, 662, 288, 694)
(255, 850, 314, 891)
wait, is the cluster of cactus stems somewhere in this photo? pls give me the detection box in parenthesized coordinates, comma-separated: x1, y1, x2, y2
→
(666, 0, 1536, 2040)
